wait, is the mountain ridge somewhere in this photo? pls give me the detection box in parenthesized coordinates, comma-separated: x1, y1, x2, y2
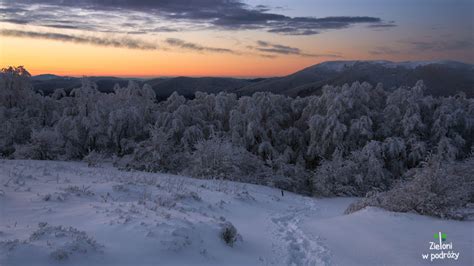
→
(30, 60, 473, 98)
(237, 60, 474, 97)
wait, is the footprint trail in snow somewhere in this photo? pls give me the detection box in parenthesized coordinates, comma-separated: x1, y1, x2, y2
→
(270, 200, 332, 266)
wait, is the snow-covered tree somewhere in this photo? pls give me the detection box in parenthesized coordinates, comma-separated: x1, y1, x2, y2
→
(1, 66, 473, 201)
(14, 128, 63, 160)
(186, 135, 269, 183)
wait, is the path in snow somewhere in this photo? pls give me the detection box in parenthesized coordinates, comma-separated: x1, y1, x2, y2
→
(1, 160, 472, 266)
(270, 199, 331, 266)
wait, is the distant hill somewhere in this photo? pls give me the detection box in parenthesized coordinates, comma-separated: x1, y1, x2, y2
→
(236, 60, 474, 98)
(31, 60, 473, 99)
(30, 75, 259, 100)
(147, 77, 254, 100)
(31, 76, 132, 94)
(30, 74, 63, 81)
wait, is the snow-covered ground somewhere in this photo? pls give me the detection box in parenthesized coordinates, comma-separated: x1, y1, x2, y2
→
(314, 60, 470, 72)
(0, 160, 472, 266)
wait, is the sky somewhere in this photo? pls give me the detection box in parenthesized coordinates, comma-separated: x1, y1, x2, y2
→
(0, 0, 473, 77)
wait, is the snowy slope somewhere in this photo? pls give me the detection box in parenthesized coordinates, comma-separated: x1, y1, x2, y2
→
(0, 160, 472, 266)
(237, 59, 473, 98)
(314, 60, 471, 72)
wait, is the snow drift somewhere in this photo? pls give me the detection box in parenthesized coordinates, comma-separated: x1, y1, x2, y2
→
(0, 160, 472, 266)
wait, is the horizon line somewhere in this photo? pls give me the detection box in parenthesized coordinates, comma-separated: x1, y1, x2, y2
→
(9, 58, 473, 80)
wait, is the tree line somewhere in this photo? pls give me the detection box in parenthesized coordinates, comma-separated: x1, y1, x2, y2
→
(1, 66, 472, 218)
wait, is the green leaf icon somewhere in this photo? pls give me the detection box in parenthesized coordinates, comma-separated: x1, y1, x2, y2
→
(434, 232, 447, 241)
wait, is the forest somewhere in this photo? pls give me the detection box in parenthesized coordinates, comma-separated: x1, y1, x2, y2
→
(1, 66, 473, 219)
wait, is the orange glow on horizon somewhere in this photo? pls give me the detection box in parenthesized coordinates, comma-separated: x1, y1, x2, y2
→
(3, 30, 471, 78)
(0, 36, 331, 78)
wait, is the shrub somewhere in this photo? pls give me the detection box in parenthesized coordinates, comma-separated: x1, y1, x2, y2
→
(220, 222, 240, 247)
(63, 185, 94, 197)
(83, 150, 105, 167)
(345, 157, 474, 220)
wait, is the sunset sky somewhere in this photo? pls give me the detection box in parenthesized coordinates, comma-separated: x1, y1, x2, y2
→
(0, 0, 473, 77)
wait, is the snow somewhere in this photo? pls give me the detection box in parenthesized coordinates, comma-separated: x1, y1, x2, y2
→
(315, 60, 469, 72)
(315, 61, 360, 72)
(1, 160, 473, 266)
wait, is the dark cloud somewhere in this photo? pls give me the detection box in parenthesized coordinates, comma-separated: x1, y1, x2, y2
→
(151, 27, 180, 33)
(252, 41, 341, 58)
(0, 29, 159, 50)
(38, 23, 82, 30)
(0, 7, 27, 13)
(256, 40, 300, 55)
(1, 1, 391, 35)
(254, 5, 271, 12)
(165, 38, 238, 54)
(267, 28, 319, 35)
(35, 19, 97, 30)
(0, 18, 30, 24)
